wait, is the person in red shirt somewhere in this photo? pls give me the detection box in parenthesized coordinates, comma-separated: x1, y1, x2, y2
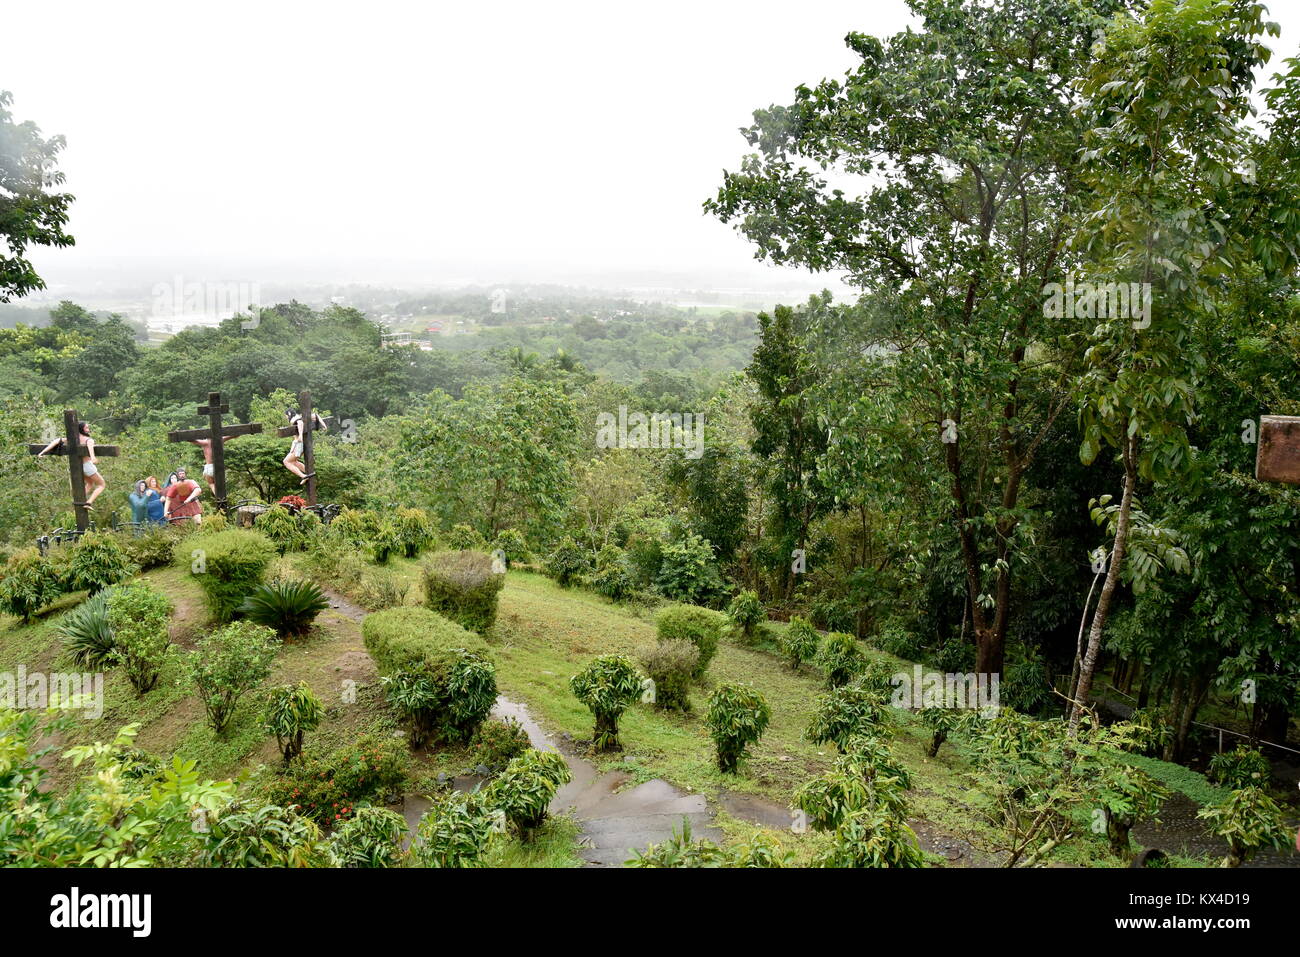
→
(163, 467, 203, 525)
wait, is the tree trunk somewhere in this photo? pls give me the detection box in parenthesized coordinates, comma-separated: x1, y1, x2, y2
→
(1137, 666, 1153, 710)
(1162, 676, 1187, 762)
(1070, 437, 1138, 736)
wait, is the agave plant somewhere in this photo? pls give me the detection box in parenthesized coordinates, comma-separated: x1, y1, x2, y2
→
(237, 578, 329, 639)
(60, 589, 116, 667)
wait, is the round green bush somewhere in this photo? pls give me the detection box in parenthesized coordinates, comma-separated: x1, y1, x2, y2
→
(546, 536, 590, 587)
(725, 589, 766, 643)
(570, 654, 644, 751)
(815, 632, 867, 687)
(491, 528, 531, 566)
(656, 605, 725, 678)
(639, 639, 698, 712)
(176, 529, 276, 622)
(0, 548, 65, 622)
(65, 531, 136, 595)
(445, 523, 487, 550)
(422, 550, 505, 636)
(395, 507, 438, 558)
(255, 505, 320, 554)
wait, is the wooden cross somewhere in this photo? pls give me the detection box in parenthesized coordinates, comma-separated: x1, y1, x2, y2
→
(167, 391, 263, 512)
(275, 390, 333, 506)
(27, 409, 120, 532)
(1255, 416, 1300, 485)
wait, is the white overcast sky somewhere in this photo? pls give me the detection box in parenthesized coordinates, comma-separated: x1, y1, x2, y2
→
(6, 0, 1300, 293)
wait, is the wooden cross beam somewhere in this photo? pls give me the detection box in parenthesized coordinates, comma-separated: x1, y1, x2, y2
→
(273, 390, 331, 506)
(28, 409, 120, 532)
(166, 391, 263, 512)
(1255, 415, 1300, 485)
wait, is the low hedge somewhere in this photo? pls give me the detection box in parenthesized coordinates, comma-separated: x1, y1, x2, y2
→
(421, 550, 504, 636)
(362, 606, 496, 744)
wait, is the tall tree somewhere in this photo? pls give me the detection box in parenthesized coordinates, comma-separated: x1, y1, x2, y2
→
(0, 91, 74, 301)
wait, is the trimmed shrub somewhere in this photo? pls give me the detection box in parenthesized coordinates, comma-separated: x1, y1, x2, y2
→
(410, 791, 495, 867)
(178, 529, 276, 622)
(259, 733, 410, 826)
(445, 523, 487, 550)
(371, 518, 402, 564)
(395, 507, 437, 558)
(780, 616, 820, 671)
(725, 589, 765, 643)
(482, 748, 572, 840)
(325, 805, 408, 868)
(919, 705, 963, 758)
(263, 681, 325, 764)
(422, 550, 504, 636)
(806, 683, 892, 753)
(1208, 746, 1272, 790)
(59, 588, 116, 668)
(362, 606, 496, 746)
(469, 717, 532, 773)
(187, 621, 278, 734)
(328, 507, 381, 550)
(546, 536, 590, 586)
(238, 578, 329, 639)
(656, 605, 724, 679)
(570, 654, 644, 751)
(639, 640, 697, 712)
(815, 632, 866, 687)
(201, 803, 324, 868)
(122, 526, 182, 570)
(106, 582, 173, 694)
(490, 528, 530, 566)
(0, 548, 65, 622)
(705, 683, 771, 774)
(255, 505, 320, 554)
(1197, 786, 1292, 867)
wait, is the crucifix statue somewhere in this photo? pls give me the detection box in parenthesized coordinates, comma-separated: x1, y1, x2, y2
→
(276, 390, 332, 506)
(28, 410, 120, 532)
(167, 392, 263, 512)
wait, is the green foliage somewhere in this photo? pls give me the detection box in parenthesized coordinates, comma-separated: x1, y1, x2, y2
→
(254, 505, 320, 554)
(780, 615, 820, 671)
(705, 682, 770, 773)
(569, 654, 644, 751)
(587, 544, 637, 601)
(325, 805, 408, 868)
(263, 681, 325, 764)
(545, 535, 590, 586)
(445, 523, 487, 550)
(0, 548, 64, 622)
(62, 530, 133, 590)
(106, 582, 173, 694)
(482, 748, 572, 839)
(59, 588, 116, 667)
(122, 526, 182, 570)
(806, 682, 890, 753)
(919, 706, 963, 758)
(1094, 759, 1170, 857)
(1126, 709, 1174, 757)
(238, 577, 329, 639)
(656, 604, 724, 678)
(187, 621, 278, 734)
(1196, 786, 1292, 867)
(469, 717, 532, 773)
(725, 589, 765, 643)
(1000, 646, 1051, 714)
(653, 533, 723, 604)
(395, 507, 438, 559)
(490, 528, 530, 566)
(178, 529, 276, 622)
(362, 606, 496, 746)
(1207, 746, 1272, 790)
(355, 572, 409, 611)
(815, 632, 866, 687)
(628, 820, 791, 868)
(202, 802, 324, 868)
(410, 790, 495, 867)
(421, 549, 505, 635)
(259, 734, 410, 826)
(328, 507, 382, 551)
(370, 518, 402, 564)
(639, 639, 697, 712)
(873, 621, 924, 661)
